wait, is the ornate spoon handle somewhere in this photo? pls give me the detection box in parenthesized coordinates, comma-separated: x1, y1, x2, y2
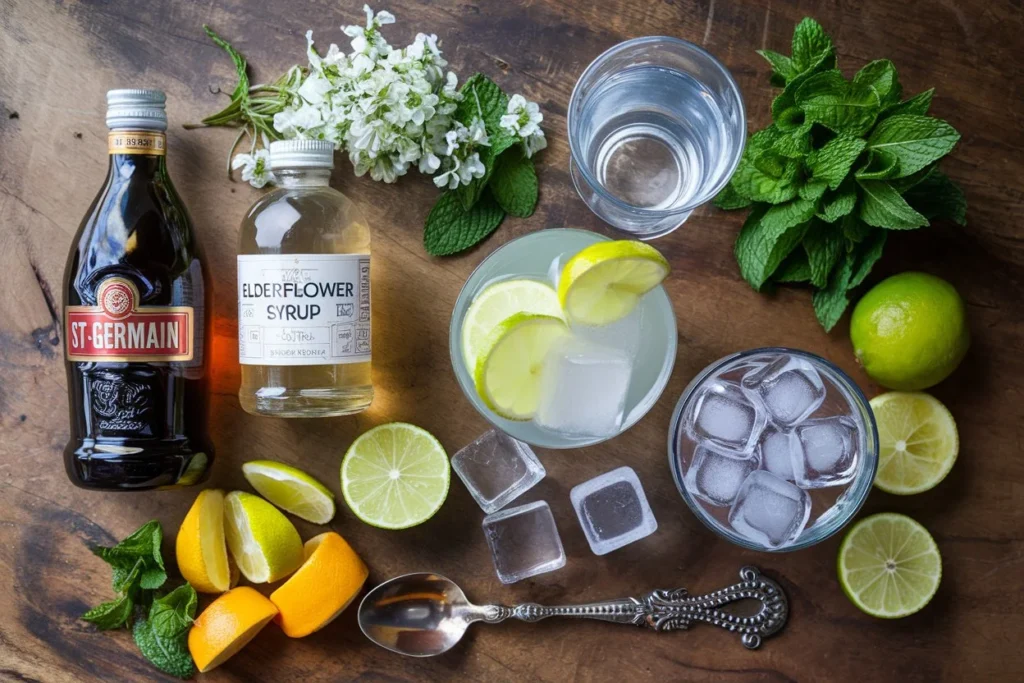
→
(478, 566, 787, 649)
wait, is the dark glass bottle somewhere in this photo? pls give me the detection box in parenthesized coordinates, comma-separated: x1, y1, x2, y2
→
(62, 89, 213, 490)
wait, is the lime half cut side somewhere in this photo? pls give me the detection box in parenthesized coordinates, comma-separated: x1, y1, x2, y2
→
(869, 392, 959, 495)
(461, 279, 563, 371)
(558, 240, 669, 325)
(341, 423, 450, 530)
(838, 512, 941, 619)
(242, 460, 336, 524)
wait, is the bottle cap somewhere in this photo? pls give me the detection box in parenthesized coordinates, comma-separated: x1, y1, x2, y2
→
(269, 139, 335, 170)
(106, 89, 167, 131)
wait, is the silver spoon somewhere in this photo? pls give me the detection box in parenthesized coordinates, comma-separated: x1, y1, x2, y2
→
(357, 566, 787, 656)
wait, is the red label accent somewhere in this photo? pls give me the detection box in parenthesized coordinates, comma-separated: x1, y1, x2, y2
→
(65, 278, 194, 361)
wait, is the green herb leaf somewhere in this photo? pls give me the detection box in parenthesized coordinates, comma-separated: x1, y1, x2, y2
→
(903, 169, 967, 226)
(757, 49, 796, 83)
(489, 148, 538, 217)
(855, 149, 900, 180)
(133, 616, 195, 680)
(771, 122, 813, 158)
(735, 200, 815, 289)
(424, 190, 506, 256)
(110, 557, 145, 595)
(866, 114, 960, 178)
(812, 250, 854, 331)
(795, 70, 881, 136)
(803, 220, 844, 288)
(453, 74, 516, 211)
(799, 179, 829, 202)
(714, 183, 752, 210)
(94, 521, 164, 569)
(730, 154, 802, 204)
(773, 249, 813, 283)
(817, 182, 858, 223)
(856, 179, 929, 229)
(139, 568, 168, 591)
(889, 163, 937, 193)
(879, 88, 934, 121)
(841, 214, 874, 243)
(848, 230, 888, 290)
(808, 135, 867, 189)
(82, 595, 134, 631)
(791, 18, 836, 74)
(202, 26, 250, 103)
(149, 585, 198, 639)
(852, 59, 902, 107)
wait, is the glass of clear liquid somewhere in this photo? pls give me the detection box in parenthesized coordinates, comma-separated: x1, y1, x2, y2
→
(568, 37, 746, 238)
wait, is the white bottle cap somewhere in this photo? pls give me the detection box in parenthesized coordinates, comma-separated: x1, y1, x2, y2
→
(106, 89, 167, 131)
(269, 139, 335, 170)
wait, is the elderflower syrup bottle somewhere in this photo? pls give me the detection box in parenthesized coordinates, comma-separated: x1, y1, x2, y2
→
(237, 140, 373, 417)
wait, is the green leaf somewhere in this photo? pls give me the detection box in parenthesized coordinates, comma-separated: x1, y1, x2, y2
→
(866, 114, 961, 178)
(714, 183, 752, 210)
(795, 70, 881, 136)
(812, 250, 854, 332)
(133, 616, 195, 680)
(140, 568, 168, 591)
(803, 220, 844, 288)
(424, 190, 506, 256)
(841, 214, 874, 243)
(149, 585, 198, 639)
(879, 88, 934, 121)
(757, 49, 796, 82)
(791, 18, 836, 74)
(453, 74, 517, 210)
(855, 149, 900, 180)
(903, 169, 967, 226)
(771, 123, 813, 158)
(82, 595, 134, 631)
(818, 183, 857, 223)
(807, 135, 867, 189)
(773, 249, 812, 283)
(852, 60, 902, 107)
(734, 200, 815, 290)
(799, 179, 828, 201)
(202, 26, 250, 103)
(730, 133, 803, 204)
(110, 557, 145, 595)
(489, 148, 537, 217)
(889, 163, 937, 193)
(848, 230, 888, 290)
(857, 179, 929, 229)
(95, 521, 164, 569)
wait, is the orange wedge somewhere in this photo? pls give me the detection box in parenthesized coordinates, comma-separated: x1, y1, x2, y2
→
(188, 587, 278, 673)
(176, 489, 236, 594)
(269, 532, 368, 638)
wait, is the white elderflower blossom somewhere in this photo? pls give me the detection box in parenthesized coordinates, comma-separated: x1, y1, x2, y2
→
(231, 148, 275, 188)
(500, 94, 543, 137)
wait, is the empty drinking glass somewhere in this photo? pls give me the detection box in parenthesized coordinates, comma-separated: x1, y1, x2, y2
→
(567, 37, 746, 238)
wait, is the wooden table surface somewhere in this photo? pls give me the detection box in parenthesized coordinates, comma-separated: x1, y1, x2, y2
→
(2, 0, 1023, 681)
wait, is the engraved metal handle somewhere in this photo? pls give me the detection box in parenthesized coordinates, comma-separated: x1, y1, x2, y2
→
(476, 566, 788, 649)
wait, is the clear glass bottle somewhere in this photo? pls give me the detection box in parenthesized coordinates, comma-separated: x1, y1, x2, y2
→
(237, 140, 373, 417)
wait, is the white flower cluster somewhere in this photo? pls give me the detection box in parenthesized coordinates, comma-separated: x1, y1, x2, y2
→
(232, 5, 545, 188)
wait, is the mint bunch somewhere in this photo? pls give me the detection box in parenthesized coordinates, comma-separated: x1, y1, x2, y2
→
(716, 18, 966, 330)
(424, 74, 540, 256)
(82, 521, 198, 679)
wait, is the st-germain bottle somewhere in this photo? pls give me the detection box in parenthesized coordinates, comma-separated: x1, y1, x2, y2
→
(62, 89, 213, 490)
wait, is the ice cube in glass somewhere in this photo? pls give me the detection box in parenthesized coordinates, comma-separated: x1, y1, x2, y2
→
(684, 442, 761, 506)
(728, 470, 811, 548)
(452, 430, 546, 513)
(742, 355, 826, 427)
(759, 426, 797, 482)
(793, 417, 859, 488)
(688, 380, 766, 452)
(535, 336, 632, 438)
(482, 501, 566, 584)
(572, 307, 644, 359)
(570, 466, 658, 555)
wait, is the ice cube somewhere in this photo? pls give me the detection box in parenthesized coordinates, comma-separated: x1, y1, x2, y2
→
(535, 336, 632, 438)
(452, 430, 546, 514)
(760, 426, 797, 482)
(570, 466, 658, 555)
(572, 307, 643, 359)
(684, 442, 761, 507)
(688, 380, 766, 452)
(742, 355, 826, 427)
(792, 417, 859, 488)
(728, 470, 811, 549)
(482, 501, 566, 584)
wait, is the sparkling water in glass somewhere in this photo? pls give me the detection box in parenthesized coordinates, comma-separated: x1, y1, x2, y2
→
(568, 37, 746, 238)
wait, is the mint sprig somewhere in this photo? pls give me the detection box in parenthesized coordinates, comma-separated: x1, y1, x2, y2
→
(717, 17, 967, 330)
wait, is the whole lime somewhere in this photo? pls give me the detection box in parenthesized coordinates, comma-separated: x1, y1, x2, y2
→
(850, 272, 969, 390)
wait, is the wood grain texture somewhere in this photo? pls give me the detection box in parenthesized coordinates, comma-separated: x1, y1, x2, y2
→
(1, 0, 1023, 680)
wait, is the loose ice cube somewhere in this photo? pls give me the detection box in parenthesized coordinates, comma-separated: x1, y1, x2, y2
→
(742, 355, 826, 427)
(573, 307, 644, 359)
(728, 470, 811, 548)
(482, 501, 565, 584)
(452, 430, 546, 514)
(535, 336, 632, 438)
(689, 380, 767, 452)
(793, 417, 859, 488)
(759, 426, 797, 482)
(684, 443, 761, 507)
(570, 466, 658, 555)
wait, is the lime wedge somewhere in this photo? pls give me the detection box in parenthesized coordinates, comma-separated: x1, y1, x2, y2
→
(558, 240, 669, 325)
(242, 460, 336, 524)
(341, 423, 450, 530)
(838, 513, 941, 618)
(869, 392, 958, 495)
(461, 279, 562, 370)
(223, 491, 304, 583)
(473, 313, 569, 420)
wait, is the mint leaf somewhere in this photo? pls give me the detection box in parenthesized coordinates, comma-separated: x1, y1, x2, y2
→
(735, 200, 815, 289)
(818, 183, 857, 223)
(111, 557, 145, 594)
(424, 190, 505, 256)
(866, 114, 960, 178)
(879, 88, 934, 121)
(453, 74, 516, 210)
(714, 183, 752, 210)
(808, 135, 866, 189)
(140, 568, 168, 591)
(852, 60, 902, 107)
(757, 49, 795, 82)
(795, 70, 881, 136)
(82, 595, 134, 631)
(903, 169, 967, 226)
(773, 249, 812, 283)
(842, 214, 874, 243)
(150, 585, 198, 639)
(855, 149, 899, 180)
(857, 179, 929, 229)
(133, 616, 195, 680)
(799, 179, 828, 201)
(889, 163, 936, 193)
(812, 251, 854, 332)
(95, 520, 164, 569)
(730, 135, 802, 204)
(848, 230, 887, 290)
(201, 26, 250, 106)
(791, 18, 835, 74)
(771, 123, 813, 158)
(489, 149, 537, 217)
(803, 220, 844, 288)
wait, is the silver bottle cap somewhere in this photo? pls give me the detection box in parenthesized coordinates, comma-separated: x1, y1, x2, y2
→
(269, 139, 335, 170)
(106, 89, 167, 131)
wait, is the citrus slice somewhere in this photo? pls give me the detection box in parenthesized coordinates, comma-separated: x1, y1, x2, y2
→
(188, 586, 279, 673)
(869, 392, 958, 495)
(341, 423, 449, 530)
(223, 491, 304, 583)
(558, 240, 669, 325)
(473, 313, 569, 420)
(838, 513, 942, 618)
(269, 532, 369, 638)
(461, 279, 563, 370)
(242, 460, 336, 524)
(176, 489, 236, 594)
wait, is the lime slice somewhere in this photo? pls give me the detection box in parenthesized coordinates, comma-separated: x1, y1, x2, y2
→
(838, 513, 941, 618)
(473, 313, 569, 420)
(341, 423, 450, 530)
(461, 279, 562, 370)
(558, 240, 669, 325)
(242, 460, 336, 524)
(869, 392, 958, 495)
(223, 491, 304, 583)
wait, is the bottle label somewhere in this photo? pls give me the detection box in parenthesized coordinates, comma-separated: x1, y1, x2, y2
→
(108, 131, 166, 155)
(66, 278, 194, 361)
(237, 254, 371, 366)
